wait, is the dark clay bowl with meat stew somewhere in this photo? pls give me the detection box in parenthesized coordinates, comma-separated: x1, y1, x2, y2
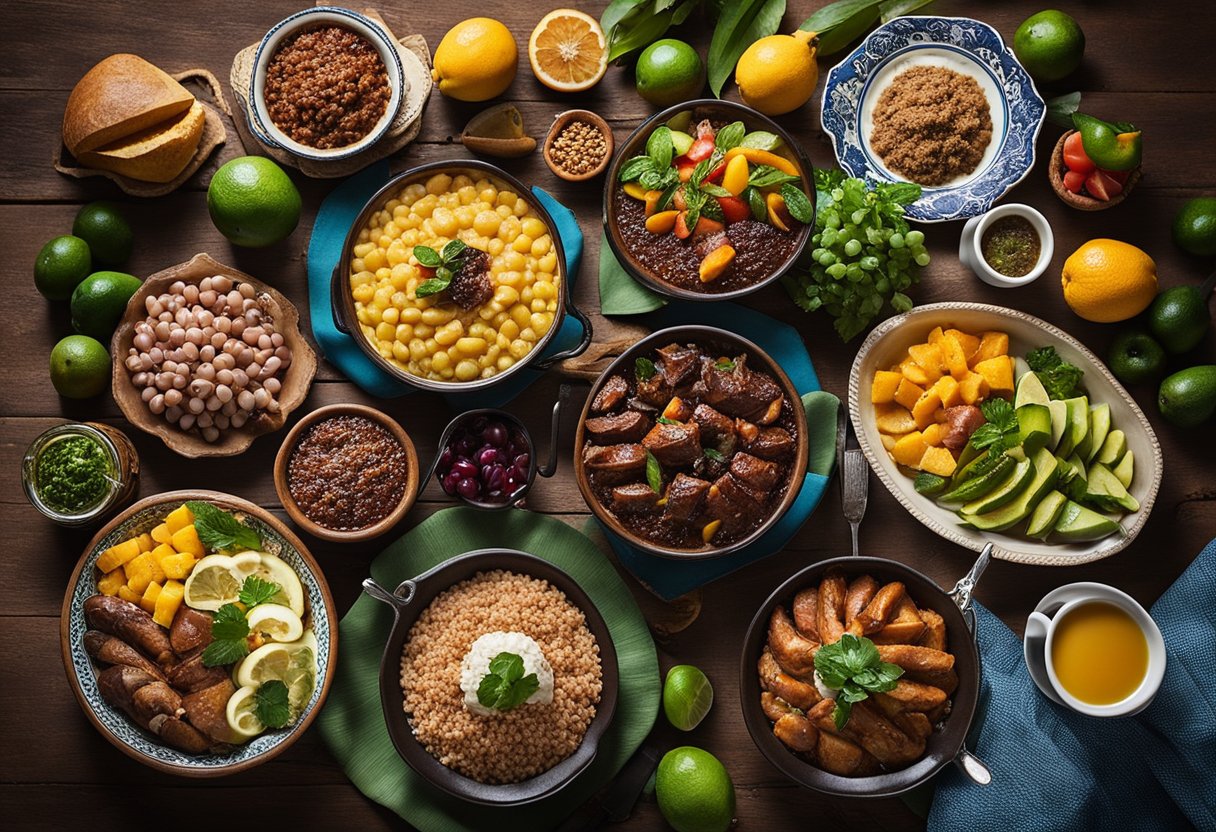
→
(575, 325, 808, 560)
(603, 100, 815, 302)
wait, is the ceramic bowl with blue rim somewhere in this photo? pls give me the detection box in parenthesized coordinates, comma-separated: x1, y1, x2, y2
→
(821, 16, 1046, 223)
(249, 6, 405, 161)
(60, 490, 337, 776)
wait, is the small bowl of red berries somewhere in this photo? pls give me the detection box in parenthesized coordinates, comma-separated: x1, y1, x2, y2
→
(1049, 127, 1142, 211)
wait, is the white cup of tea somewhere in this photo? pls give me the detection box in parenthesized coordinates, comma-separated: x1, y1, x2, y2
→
(1025, 583, 1166, 717)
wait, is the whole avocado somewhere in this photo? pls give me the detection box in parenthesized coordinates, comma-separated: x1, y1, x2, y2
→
(1158, 365, 1216, 428)
(1148, 285, 1211, 354)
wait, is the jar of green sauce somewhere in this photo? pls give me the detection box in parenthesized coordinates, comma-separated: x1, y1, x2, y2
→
(22, 423, 139, 526)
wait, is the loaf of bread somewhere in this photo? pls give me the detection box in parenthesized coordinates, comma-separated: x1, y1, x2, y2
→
(63, 54, 203, 183)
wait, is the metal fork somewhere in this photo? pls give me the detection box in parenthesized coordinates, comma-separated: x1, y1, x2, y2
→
(837, 407, 869, 557)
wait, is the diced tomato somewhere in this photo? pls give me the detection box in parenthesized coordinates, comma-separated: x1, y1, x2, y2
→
(1085, 170, 1123, 201)
(686, 136, 715, 163)
(716, 195, 751, 223)
(1063, 131, 1095, 175)
(1062, 170, 1087, 194)
(706, 160, 727, 182)
(674, 211, 693, 239)
(418, 265, 437, 279)
(1104, 168, 1130, 185)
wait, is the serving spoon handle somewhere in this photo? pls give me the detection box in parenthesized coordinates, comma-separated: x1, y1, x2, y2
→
(953, 746, 992, 785)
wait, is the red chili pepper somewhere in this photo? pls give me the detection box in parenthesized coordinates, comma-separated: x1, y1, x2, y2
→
(686, 136, 715, 163)
(716, 195, 751, 223)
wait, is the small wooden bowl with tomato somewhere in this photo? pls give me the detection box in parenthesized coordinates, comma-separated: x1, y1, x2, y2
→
(1049, 129, 1142, 211)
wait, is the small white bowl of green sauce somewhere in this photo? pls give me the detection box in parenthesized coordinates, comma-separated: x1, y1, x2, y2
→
(959, 203, 1053, 288)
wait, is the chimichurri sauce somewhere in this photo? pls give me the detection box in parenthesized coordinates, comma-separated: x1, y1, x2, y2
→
(35, 434, 112, 513)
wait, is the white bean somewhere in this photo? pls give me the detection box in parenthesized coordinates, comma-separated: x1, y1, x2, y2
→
(262, 356, 282, 377)
(257, 334, 273, 350)
(155, 321, 172, 341)
(189, 379, 214, 398)
(134, 332, 153, 351)
(187, 397, 205, 415)
(239, 282, 254, 299)
(216, 369, 234, 386)
(241, 326, 261, 346)
(221, 399, 238, 416)
(215, 384, 233, 403)
(179, 413, 195, 431)
(206, 394, 222, 412)
(263, 377, 281, 394)
(145, 295, 159, 315)
(165, 389, 183, 407)
(155, 373, 173, 391)
(125, 355, 143, 372)
(149, 394, 165, 415)
(212, 276, 232, 293)
(211, 332, 227, 349)
(141, 386, 157, 402)
(197, 412, 213, 428)
(237, 390, 256, 411)
(214, 353, 235, 371)
(202, 426, 220, 443)
(172, 374, 188, 390)
(230, 317, 246, 337)
(232, 369, 249, 388)
(149, 347, 164, 363)
(215, 414, 230, 430)
(166, 405, 182, 423)
(183, 284, 199, 304)
(200, 277, 213, 293)
(170, 281, 185, 294)
(197, 310, 214, 328)
(181, 342, 200, 362)
(169, 329, 186, 347)
(253, 388, 269, 409)
(132, 372, 149, 387)
(227, 289, 243, 309)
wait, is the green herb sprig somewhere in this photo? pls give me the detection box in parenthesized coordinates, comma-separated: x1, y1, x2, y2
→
(414, 240, 469, 298)
(645, 450, 664, 494)
(636, 356, 657, 381)
(200, 576, 284, 667)
(1026, 347, 1085, 400)
(814, 633, 903, 729)
(187, 501, 261, 553)
(968, 398, 1020, 454)
(476, 652, 540, 711)
(254, 680, 292, 729)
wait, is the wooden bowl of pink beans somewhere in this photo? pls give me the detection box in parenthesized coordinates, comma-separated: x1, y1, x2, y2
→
(111, 252, 317, 458)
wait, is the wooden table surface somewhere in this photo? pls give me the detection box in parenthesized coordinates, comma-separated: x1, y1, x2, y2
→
(2, 0, 1213, 828)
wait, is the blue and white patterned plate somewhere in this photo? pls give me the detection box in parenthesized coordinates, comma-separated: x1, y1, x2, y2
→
(60, 491, 337, 776)
(820, 16, 1046, 223)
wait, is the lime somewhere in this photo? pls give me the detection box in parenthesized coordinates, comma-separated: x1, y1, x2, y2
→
(71, 271, 142, 342)
(207, 156, 301, 248)
(663, 665, 714, 731)
(635, 39, 705, 107)
(1172, 197, 1216, 257)
(1013, 10, 1085, 83)
(72, 202, 134, 266)
(1108, 328, 1167, 385)
(655, 746, 735, 832)
(50, 335, 110, 399)
(1148, 285, 1211, 354)
(34, 235, 92, 301)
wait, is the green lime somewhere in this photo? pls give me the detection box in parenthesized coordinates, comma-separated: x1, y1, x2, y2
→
(663, 665, 714, 731)
(1013, 10, 1085, 83)
(1172, 197, 1216, 257)
(207, 156, 302, 248)
(50, 335, 111, 399)
(1148, 285, 1211, 354)
(635, 39, 705, 108)
(72, 201, 134, 266)
(34, 235, 92, 301)
(70, 271, 143, 342)
(1108, 328, 1167, 385)
(656, 747, 735, 832)
(1158, 365, 1216, 428)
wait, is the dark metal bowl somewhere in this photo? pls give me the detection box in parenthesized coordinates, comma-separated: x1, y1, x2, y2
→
(602, 99, 815, 302)
(574, 324, 809, 560)
(331, 159, 592, 392)
(363, 549, 619, 806)
(740, 555, 985, 797)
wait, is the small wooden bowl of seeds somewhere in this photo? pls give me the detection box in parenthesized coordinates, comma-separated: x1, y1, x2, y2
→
(543, 110, 613, 182)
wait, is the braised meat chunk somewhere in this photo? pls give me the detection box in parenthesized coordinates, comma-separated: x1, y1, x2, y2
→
(642, 420, 702, 467)
(585, 411, 651, 444)
(702, 355, 784, 423)
(591, 375, 628, 413)
(584, 443, 647, 484)
(730, 452, 781, 491)
(705, 473, 766, 534)
(746, 426, 796, 460)
(656, 343, 704, 389)
(664, 474, 711, 523)
(611, 483, 661, 515)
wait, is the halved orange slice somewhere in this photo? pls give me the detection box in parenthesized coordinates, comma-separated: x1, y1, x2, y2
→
(528, 9, 608, 93)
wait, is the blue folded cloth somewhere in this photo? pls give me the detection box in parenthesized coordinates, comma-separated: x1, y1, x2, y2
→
(929, 538, 1216, 832)
(601, 301, 838, 600)
(306, 160, 586, 408)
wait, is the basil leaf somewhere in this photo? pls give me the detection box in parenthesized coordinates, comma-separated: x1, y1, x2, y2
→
(186, 501, 262, 553)
(700, 196, 724, 222)
(748, 165, 801, 189)
(714, 121, 747, 151)
(781, 183, 815, 224)
(254, 680, 292, 729)
(496, 673, 540, 710)
(707, 0, 787, 97)
(832, 698, 853, 730)
(715, 358, 736, 371)
(488, 651, 524, 683)
(838, 679, 871, 703)
(635, 356, 656, 381)
(605, 5, 675, 62)
(689, 156, 716, 188)
(740, 130, 781, 151)
(645, 450, 663, 494)
(442, 239, 468, 261)
(657, 416, 680, 425)
(801, 0, 880, 57)
(415, 277, 452, 298)
(619, 155, 656, 183)
(647, 125, 675, 170)
(656, 182, 679, 213)
(202, 637, 250, 667)
(704, 447, 726, 462)
(639, 169, 665, 191)
(413, 245, 442, 268)
(700, 182, 732, 198)
(746, 186, 767, 221)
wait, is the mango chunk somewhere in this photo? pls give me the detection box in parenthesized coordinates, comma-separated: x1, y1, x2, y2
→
(118, 586, 142, 605)
(894, 378, 926, 411)
(97, 538, 142, 574)
(899, 358, 931, 386)
(920, 446, 959, 477)
(149, 543, 177, 569)
(959, 371, 990, 405)
(871, 370, 903, 404)
(153, 580, 185, 629)
(912, 389, 943, 429)
(137, 533, 155, 553)
(926, 326, 945, 345)
(908, 343, 945, 378)
(945, 329, 981, 361)
(151, 523, 173, 545)
(97, 568, 126, 596)
(974, 356, 1014, 397)
(892, 432, 929, 468)
(932, 375, 962, 409)
(880, 434, 898, 452)
(973, 331, 1010, 366)
(941, 335, 970, 380)
(875, 403, 917, 435)
(921, 422, 947, 447)
(124, 551, 166, 596)
(140, 581, 163, 614)
(698, 244, 736, 283)
(170, 524, 205, 558)
(160, 552, 197, 581)
(164, 504, 194, 534)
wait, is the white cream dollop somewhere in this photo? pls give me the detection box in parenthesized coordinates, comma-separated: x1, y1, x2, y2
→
(460, 631, 555, 716)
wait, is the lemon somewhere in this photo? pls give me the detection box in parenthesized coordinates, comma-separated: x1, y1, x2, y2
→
(183, 554, 245, 610)
(225, 685, 266, 740)
(736, 31, 819, 116)
(528, 9, 607, 92)
(246, 603, 304, 643)
(236, 632, 317, 717)
(207, 156, 301, 248)
(250, 553, 305, 616)
(433, 18, 518, 102)
(1061, 239, 1158, 322)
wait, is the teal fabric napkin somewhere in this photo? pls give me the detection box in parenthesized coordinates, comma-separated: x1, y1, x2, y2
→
(599, 301, 838, 600)
(929, 539, 1216, 832)
(307, 161, 586, 407)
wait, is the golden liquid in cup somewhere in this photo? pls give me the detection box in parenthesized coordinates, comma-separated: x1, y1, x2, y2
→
(1050, 601, 1149, 705)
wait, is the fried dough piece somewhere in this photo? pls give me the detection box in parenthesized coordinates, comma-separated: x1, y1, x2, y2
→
(872, 620, 928, 644)
(155, 716, 214, 754)
(761, 691, 793, 722)
(774, 711, 819, 753)
(792, 586, 820, 641)
(769, 605, 818, 677)
(817, 569, 848, 643)
(880, 679, 948, 711)
(917, 608, 947, 651)
(849, 582, 905, 636)
(817, 730, 879, 777)
(906, 667, 959, 696)
(873, 694, 933, 742)
(892, 595, 922, 623)
(83, 631, 167, 683)
(812, 700, 923, 767)
(84, 595, 175, 667)
(758, 648, 821, 710)
(876, 644, 954, 674)
(843, 575, 879, 626)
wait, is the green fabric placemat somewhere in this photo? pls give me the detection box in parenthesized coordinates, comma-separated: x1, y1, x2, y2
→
(802, 390, 840, 478)
(317, 507, 661, 831)
(598, 232, 666, 315)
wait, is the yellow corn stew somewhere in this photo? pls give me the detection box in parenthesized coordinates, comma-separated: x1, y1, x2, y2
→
(349, 172, 561, 383)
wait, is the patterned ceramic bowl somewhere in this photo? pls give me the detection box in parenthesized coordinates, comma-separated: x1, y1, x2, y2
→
(60, 490, 337, 776)
(821, 16, 1045, 222)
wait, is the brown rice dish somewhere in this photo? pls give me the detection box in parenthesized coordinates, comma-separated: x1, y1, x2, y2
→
(399, 569, 602, 783)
